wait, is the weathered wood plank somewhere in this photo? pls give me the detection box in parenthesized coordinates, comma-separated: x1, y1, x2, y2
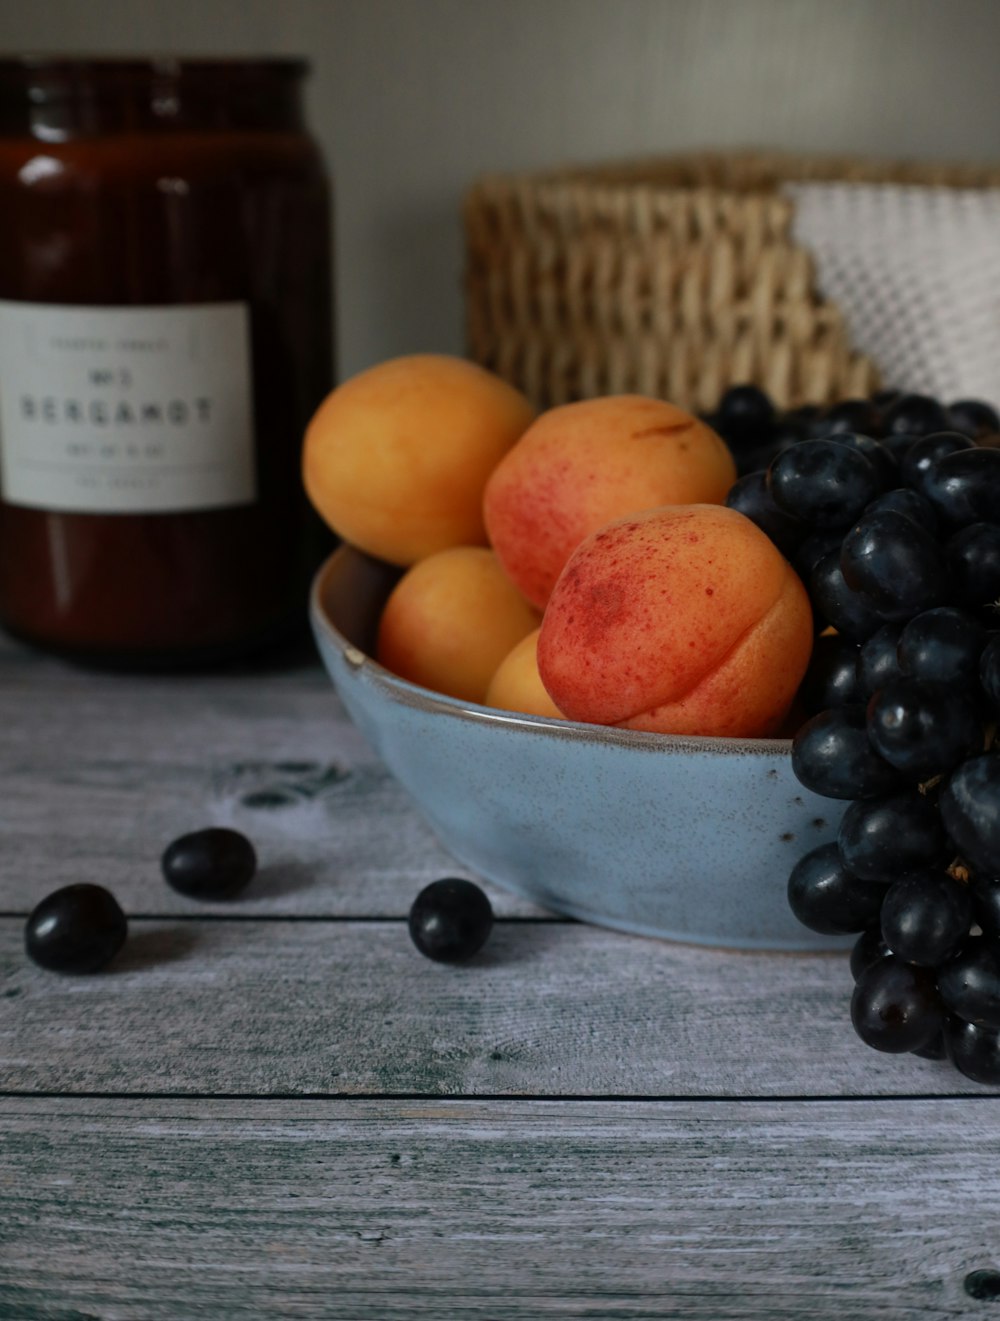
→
(0, 917, 988, 1098)
(2, 1095, 998, 1319)
(0, 635, 552, 918)
(0, 740, 538, 918)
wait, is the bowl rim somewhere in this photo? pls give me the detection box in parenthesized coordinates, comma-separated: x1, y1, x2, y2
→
(309, 547, 796, 760)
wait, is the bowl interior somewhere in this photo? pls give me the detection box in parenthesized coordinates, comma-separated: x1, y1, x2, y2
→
(317, 545, 401, 658)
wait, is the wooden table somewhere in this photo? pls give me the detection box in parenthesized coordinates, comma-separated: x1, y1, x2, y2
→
(2, 625, 999, 1320)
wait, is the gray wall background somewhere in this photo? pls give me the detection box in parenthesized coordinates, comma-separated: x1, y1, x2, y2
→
(5, 0, 1000, 380)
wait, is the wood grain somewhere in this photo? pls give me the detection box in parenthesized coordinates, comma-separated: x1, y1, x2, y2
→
(0, 917, 988, 1099)
(5, 633, 1000, 1316)
(0, 634, 549, 919)
(2, 1095, 999, 1319)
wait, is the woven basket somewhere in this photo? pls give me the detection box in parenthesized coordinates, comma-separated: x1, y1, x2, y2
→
(463, 150, 1000, 413)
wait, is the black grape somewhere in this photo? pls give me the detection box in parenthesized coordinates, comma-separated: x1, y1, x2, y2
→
(882, 394, 950, 438)
(837, 790, 948, 882)
(714, 383, 775, 443)
(939, 755, 1000, 878)
(867, 678, 984, 781)
(948, 398, 1000, 441)
(161, 828, 257, 899)
(896, 607, 988, 686)
(970, 876, 1000, 939)
(879, 870, 973, 966)
(810, 550, 885, 641)
(856, 623, 903, 701)
(944, 1015, 1000, 1085)
(408, 878, 494, 963)
(864, 487, 938, 535)
(792, 705, 903, 800)
(937, 937, 1000, 1029)
(912, 1032, 948, 1061)
(981, 635, 1000, 715)
(25, 884, 127, 974)
(850, 926, 891, 980)
(771, 414, 811, 448)
(784, 402, 823, 429)
(881, 431, 921, 462)
(920, 447, 1000, 529)
(945, 523, 1000, 613)
(828, 431, 898, 490)
(851, 955, 943, 1053)
(787, 842, 888, 935)
(725, 470, 806, 557)
(840, 509, 947, 622)
(870, 387, 903, 418)
(793, 529, 847, 583)
(768, 439, 880, 527)
(900, 431, 974, 494)
(823, 399, 883, 437)
(798, 632, 861, 715)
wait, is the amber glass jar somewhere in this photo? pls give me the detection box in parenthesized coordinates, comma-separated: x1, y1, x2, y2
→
(0, 56, 334, 665)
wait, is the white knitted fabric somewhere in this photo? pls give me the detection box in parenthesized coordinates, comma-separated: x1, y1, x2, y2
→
(783, 182, 1000, 406)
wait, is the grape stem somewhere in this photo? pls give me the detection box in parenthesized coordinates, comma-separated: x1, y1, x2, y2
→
(947, 858, 971, 884)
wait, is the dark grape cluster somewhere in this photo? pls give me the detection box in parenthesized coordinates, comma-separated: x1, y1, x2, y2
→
(716, 385, 1000, 1085)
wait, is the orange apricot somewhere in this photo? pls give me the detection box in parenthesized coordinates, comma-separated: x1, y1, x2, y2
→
(304, 354, 534, 565)
(376, 546, 540, 704)
(483, 394, 736, 608)
(485, 628, 565, 719)
(537, 504, 813, 738)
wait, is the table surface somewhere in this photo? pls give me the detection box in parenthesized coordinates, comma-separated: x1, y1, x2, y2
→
(2, 623, 999, 1321)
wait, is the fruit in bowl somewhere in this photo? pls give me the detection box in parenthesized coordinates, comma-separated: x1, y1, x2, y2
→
(306, 355, 809, 740)
(303, 355, 841, 949)
(310, 541, 843, 950)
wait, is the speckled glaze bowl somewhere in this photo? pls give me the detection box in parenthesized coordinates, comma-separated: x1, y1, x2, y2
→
(310, 545, 850, 951)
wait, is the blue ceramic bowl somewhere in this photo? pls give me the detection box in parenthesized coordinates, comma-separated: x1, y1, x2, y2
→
(310, 545, 850, 951)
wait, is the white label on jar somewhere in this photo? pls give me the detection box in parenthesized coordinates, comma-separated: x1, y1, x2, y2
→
(0, 301, 256, 514)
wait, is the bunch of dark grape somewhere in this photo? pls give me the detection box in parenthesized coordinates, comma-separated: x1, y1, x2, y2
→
(716, 385, 1000, 1084)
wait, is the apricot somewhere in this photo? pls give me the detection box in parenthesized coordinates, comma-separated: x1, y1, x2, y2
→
(483, 395, 736, 608)
(485, 628, 565, 720)
(303, 354, 535, 565)
(376, 546, 540, 704)
(537, 504, 813, 738)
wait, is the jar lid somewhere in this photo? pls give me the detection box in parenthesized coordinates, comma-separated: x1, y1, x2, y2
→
(0, 55, 310, 78)
(0, 55, 312, 135)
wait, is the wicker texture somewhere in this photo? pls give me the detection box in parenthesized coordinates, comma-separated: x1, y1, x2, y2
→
(464, 151, 1000, 412)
